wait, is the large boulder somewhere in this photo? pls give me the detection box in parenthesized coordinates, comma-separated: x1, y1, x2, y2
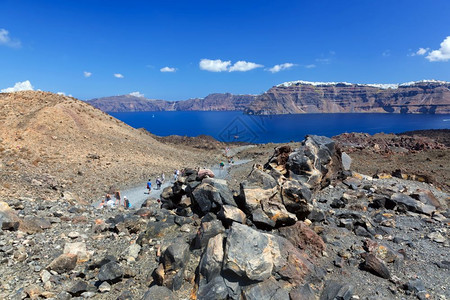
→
(223, 223, 274, 281)
(162, 241, 190, 272)
(390, 193, 436, 215)
(272, 235, 315, 285)
(246, 166, 278, 189)
(197, 276, 230, 300)
(191, 183, 224, 215)
(239, 182, 278, 213)
(199, 233, 225, 282)
(260, 198, 297, 227)
(218, 205, 246, 224)
(286, 135, 342, 189)
(242, 277, 290, 300)
(281, 180, 313, 219)
(194, 213, 226, 249)
(278, 221, 326, 257)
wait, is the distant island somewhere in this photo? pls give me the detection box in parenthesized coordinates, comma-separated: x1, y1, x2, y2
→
(87, 80, 450, 114)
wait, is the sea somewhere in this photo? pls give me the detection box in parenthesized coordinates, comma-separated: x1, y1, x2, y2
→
(110, 111, 450, 144)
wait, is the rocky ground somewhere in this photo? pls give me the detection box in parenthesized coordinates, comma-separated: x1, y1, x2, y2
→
(1, 133, 448, 300)
(1, 91, 449, 299)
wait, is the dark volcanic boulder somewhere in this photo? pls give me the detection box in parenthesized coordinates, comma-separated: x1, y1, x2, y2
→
(242, 277, 290, 300)
(223, 223, 274, 281)
(286, 135, 342, 189)
(281, 179, 313, 219)
(199, 233, 225, 282)
(247, 166, 278, 189)
(98, 261, 124, 282)
(141, 285, 175, 300)
(191, 182, 226, 215)
(390, 193, 436, 215)
(194, 213, 226, 249)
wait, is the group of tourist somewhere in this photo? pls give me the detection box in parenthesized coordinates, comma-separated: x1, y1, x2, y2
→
(98, 189, 130, 209)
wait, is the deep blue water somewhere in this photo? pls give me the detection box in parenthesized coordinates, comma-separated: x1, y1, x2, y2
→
(110, 111, 450, 144)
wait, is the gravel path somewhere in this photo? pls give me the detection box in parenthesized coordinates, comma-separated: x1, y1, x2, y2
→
(122, 158, 252, 208)
(92, 144, 254, 209)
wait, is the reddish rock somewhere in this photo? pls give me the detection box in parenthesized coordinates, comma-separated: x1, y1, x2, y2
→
(278, 221, 325, 257)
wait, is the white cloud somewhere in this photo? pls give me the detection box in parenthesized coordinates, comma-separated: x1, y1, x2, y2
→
(129, 91, 144, 98)
(0, 28, 21, 48)
(305, 64, 316, 69)
(199, 59, 231, 72)
(83, 71, 92, 78)
(114, 73, 124, 78)
(416, 48, 429, 55)
(426, 36, 450, 62)
(160, 66, 176, 72)
(268, 63, 295, 73)
(409, 47, 429, 56)
(57, 92, 65, 96)
(382, 50, 391, 57)
(1, 80, 34, 93)
(229, 61, 263, 72)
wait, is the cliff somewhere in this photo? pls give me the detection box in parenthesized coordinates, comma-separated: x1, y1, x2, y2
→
(87, 93, 256, 112)
(87, 80, 450, 114)
(246, 80, 450, 115)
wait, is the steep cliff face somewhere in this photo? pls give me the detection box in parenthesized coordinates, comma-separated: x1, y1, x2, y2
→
(87, 80, 450, 114)
(87, 93, 256, 112)
(246, 80, 450, 115)
(87, 95, 175, 112)
(175, 93, 255, 111)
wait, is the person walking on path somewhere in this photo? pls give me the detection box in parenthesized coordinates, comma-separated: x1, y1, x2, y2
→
(98, 199, 106, 209)
(173, 170, 179, 182)
(123, 196, 130, 209)
(114, 190, 121, 206)
(156, 177, 162, 190)
(147, 179, 152, 193)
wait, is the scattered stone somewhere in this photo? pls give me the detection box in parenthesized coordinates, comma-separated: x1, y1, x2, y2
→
(67, 281, 89, 297)
(98, 261, 124, 282)
(47, 254, 77, 274)
(362, 253, 390, 279)
(142, 285, 176, 300)
(63, 242, 89, 262)
(427, 231, 446, 243)
(320, 280, 353, 300)
(98, 281, 111, 293)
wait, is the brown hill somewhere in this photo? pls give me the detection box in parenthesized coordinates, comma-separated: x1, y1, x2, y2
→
(0, 91, 217, 202)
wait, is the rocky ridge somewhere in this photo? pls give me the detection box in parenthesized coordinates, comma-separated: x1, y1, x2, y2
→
(87, 93, 256, 113)
(246, 80, 450, 115)
(87, 80, 450, 114)
(1, 135, 448, 299)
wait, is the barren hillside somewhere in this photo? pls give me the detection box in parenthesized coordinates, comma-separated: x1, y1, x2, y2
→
(0, 91, 217, 202)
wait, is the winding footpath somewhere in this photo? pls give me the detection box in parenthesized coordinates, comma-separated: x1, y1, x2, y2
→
(93, 145, 255, 209)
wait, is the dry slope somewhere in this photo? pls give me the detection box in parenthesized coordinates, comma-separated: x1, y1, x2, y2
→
(0, 91, 216, 202)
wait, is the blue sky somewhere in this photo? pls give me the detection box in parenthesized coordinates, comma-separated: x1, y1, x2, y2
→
(1, 0, 449, 100)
